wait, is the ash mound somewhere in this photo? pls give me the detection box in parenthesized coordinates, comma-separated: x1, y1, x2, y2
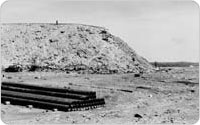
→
(1, 23, 152, 74)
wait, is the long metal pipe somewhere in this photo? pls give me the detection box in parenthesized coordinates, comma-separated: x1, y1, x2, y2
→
(2, 81, 96, 98)
(2, 85, 90, 100)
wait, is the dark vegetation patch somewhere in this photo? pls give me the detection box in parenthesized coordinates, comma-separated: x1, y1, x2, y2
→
(28, 65, 41, 72)
(3, 64, 121, 74)
(4, 65, 23, 72)
(150, 62, 199, 67)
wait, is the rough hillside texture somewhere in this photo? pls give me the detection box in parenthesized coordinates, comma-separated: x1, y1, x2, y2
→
(1, 23, 152, 73)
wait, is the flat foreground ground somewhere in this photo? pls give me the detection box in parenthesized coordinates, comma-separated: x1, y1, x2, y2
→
(1, 67, 199, 124)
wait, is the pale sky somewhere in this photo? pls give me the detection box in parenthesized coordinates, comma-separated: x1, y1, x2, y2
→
(0, 0, 199, 62)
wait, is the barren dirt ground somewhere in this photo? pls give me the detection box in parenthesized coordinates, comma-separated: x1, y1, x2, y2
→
(1, 67, 199, 124)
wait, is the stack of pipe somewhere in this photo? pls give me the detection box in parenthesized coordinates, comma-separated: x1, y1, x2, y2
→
(1, 81, 105, 111)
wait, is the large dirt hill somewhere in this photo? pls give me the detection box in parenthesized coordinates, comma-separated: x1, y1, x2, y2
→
(1, 23, 152, 74)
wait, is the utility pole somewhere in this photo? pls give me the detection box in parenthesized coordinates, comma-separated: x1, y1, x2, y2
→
(154, 61, 157, 68)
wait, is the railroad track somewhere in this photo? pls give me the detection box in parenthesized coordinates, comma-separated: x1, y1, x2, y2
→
(1, 81, 105, 112)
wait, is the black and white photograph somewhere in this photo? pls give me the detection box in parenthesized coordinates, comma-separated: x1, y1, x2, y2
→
(0, 0, 199, 124)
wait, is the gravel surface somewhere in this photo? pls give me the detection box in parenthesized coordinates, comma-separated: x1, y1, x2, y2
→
(1, 67, 199, 124)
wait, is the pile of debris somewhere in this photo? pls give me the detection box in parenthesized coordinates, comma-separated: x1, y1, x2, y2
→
(1, 23, 153, 74)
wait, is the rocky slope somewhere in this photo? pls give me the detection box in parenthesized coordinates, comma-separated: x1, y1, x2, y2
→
(1, 23, 152, 73)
